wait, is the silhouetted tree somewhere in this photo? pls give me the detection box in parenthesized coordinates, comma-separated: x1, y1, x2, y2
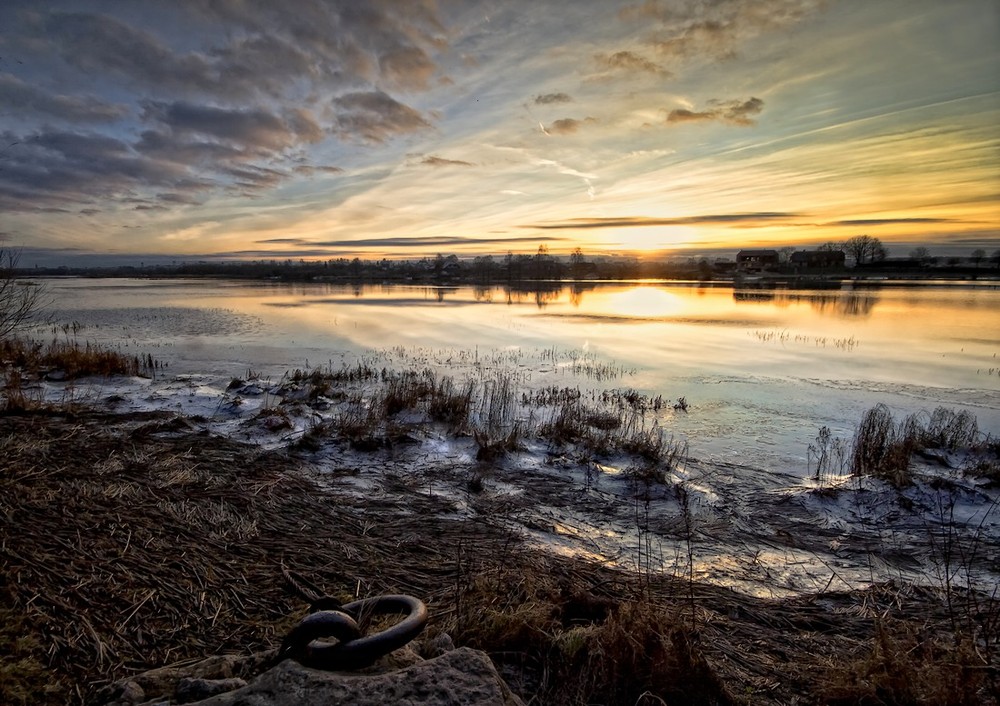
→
(0, 247, 46, 340)
(909, 246, 931, 262)
(569, 247, 587, 279)
(992, 249, 1000, 271)
(970, 248, 986, 268)
(844, 235, 887, 265)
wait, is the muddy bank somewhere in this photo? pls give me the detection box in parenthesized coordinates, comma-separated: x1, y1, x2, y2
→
(1, 409, 996, 705)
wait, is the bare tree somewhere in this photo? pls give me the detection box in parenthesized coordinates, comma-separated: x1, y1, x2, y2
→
(909, 246, 930, 262)
(970, 248, 986, 269)
(844, 235, 887, 265)
(0, 247, 45, 340)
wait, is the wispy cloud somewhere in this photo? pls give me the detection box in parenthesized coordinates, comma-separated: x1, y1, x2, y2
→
(666, 98, 764, 126)
(533, 92, 572, 105)
(826, 217, 956, 226)
(331, 91, 431, 143)
(310, 235, 566, 248)
(0, 73, 128, 123)
(622, 0, 825, 61)
(594, 51, 670, 76)
(522, 213, 803, 229)
(546, 117, 597, 135)
(419, 155, 474, 167)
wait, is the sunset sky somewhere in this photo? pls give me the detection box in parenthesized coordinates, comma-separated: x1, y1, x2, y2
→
(1, 0, 998, 266)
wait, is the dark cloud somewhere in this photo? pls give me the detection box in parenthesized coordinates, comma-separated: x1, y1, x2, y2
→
(420, 156, 474, 167)
(0, 1, 450, 217)
(332, 91, 431, 143)
(311, 235, 566, 248)
(37, 12, 223, 96)
(142, 101, 322, 151)
(534, 92, 573, 105)
(594, 51, 670, 76)
(0, 73, 128, 123)
(521, 213, 802, 229)
(135, 130, 249, 165)
(378, 46, 437, 91)
(0, 128, 204, 213)
(666, 97, 763, 126)
(223, 165, 288, 192)
(292, 165, 345, 176)
(547, 117, 597, 135)
(24, 2, 447, 101)
(827, 218, 955, 226)
(255, 238, 312, 244)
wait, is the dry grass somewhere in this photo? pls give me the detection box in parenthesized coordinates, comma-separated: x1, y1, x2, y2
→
(3, 410, 997, 705)
(849, 404, 993, 487)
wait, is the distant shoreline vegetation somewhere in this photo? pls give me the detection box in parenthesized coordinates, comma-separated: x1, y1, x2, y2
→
(14, 245, 1000, 285)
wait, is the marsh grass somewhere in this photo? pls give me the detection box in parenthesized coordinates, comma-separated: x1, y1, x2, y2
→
(448, 550, 731, 706)
(0, 337, 154, 380)
(1, 338, 158, 411)
(848, 404, 993, 487)
(820, 620, 994, 706)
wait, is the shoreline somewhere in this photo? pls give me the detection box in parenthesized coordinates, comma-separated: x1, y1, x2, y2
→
(2, 405, 998, 705)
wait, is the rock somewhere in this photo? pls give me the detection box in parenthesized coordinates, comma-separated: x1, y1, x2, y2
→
(189, 647, 523, 706)
(114, 680, 146, 705)
(176, 677, 248, 703)
(97, 652, 274, 706)
(421, 632, 456, 658)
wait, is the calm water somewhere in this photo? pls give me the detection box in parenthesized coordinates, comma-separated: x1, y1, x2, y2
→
(41, 277, 1000, 476)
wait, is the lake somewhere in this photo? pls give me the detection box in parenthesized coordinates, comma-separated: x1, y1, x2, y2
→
(40, 277, 1000, 479)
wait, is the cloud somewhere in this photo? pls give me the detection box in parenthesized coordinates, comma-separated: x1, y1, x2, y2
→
(666, 97, 764, 126)
(310, 235, 567, 248)
(533, 92, 572, 105)
(521, 213, 802, 229)
(142, 101, 322, 151)
(292, 165, 345, 176)
(332, 91, 431, 143)
(27, 3, 448, 101)
(546, 117, 598, 135)
(621, 0, 826, 61)
(0, 128, 204, 213)
(378, 46, 437, 91)
(0, 73, 128, 123)
(420, 156, 474, 167)
(37, 12, 224, 95)
(826, 218, 955, 226)
(594, 51, 671, 76)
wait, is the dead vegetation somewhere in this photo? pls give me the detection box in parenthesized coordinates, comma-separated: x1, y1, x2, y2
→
(849, 403, 996, 487)
(1, 338, 158, 412)
(1, 410, 997, 705)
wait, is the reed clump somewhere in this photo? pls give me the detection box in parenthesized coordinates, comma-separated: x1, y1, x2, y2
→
(849, 404, 992, 487)
(0, 338, 153, 379)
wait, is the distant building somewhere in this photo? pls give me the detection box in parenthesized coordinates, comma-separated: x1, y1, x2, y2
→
(789, 250, 845, 269)
(736, 249, 780, 272)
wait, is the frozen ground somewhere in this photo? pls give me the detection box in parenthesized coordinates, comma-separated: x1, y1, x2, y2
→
(24, 354, 1000, 600)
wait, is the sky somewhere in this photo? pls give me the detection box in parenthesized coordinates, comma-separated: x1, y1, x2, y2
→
(1, 0, 998, 267)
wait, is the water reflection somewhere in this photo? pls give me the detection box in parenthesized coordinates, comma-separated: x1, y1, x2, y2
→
(734, 290, 879, 318)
